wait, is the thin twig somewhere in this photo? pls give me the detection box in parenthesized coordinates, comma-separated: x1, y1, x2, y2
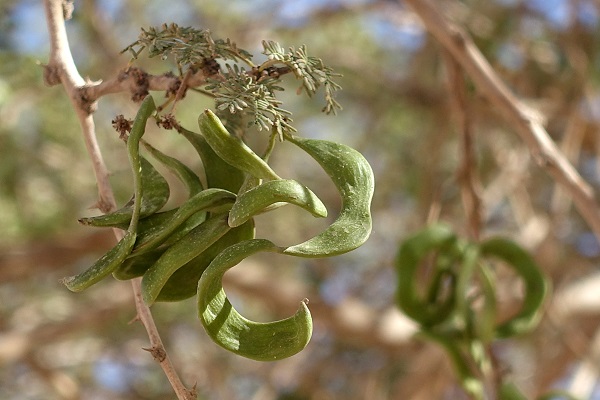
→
(42, 1, 193, 399)
(403, 0, 600, 242)
(443, 52, 482, 241)
(131, 278, 196, 400)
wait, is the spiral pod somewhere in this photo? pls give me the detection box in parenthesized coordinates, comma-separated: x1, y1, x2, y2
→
(198, 239, 313, 361)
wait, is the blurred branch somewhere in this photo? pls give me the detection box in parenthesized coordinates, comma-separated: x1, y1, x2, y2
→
(403, 0, 600, 242)
(551, 110, 587, 217)
(443, 53, 482, 241)
(0, 231, 115, 283)
(42, 1, 193, 399)
(25, 355, 81, 400)
(0, 288, 128, 365)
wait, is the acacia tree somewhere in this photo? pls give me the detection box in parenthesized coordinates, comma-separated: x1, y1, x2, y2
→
(9, 0, 599, 399)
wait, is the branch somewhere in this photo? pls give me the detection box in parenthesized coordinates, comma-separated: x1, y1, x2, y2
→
(42, 1, 193, 399)
(80, 67, 211, 105)
(403, 0, 600, 241)
(443, 52, 482, 241)
(43, 0, 114, 212)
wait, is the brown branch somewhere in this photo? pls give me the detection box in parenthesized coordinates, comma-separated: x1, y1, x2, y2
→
(443, 52, 483, 241)
(403, 0, 600, 241)
(43, 0, 114, 213)
(42, 1, 193, 399)
(130, 278, 196, 400)
(80, 67, 211, 104)
(443, 52, 498, 398)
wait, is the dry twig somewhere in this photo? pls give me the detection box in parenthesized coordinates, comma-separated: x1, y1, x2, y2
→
(443, 52, 483, 241)
(42, 1, 193, 398)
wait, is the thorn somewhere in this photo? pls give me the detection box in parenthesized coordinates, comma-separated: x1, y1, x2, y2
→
(142, 346, 167, 363)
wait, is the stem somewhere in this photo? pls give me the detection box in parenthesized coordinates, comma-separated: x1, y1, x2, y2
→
(262, 129, 278, 161)
(43, 1, 193, 398)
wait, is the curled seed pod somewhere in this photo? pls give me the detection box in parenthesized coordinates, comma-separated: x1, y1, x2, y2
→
(155, 219, 255, 302)
(178, 126, 246, 193)
(63, 231, 137, 291)
(127, 95, 156, 231)
(113, 247, 166, 280)
(498, 383, 529, 400)
(198, 239, 312, 361)
(116, 209, 177, 245)
(78, 157, 169, 228)
(141, 214, 231, 305)
(282, 136, 374, 257)
(198, 110, 281, 181)
(420, 330, 484, 399)
(228, 179, 327, 228)
(395, 224, 462, 327)
(132, 188, 236, 255)
(475, 263, 497, 344)
(454, 244, 480, 323)
(107, 208, 178, 232)
(63, 96, 156, 291)
(142, 139, 204, 197)
(479, 237, 548, 338)
(134, 209, 178, 231)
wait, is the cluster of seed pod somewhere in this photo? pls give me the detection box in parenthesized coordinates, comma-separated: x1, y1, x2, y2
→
(395, 224, 548, 395)
(63, 95, 375, 361)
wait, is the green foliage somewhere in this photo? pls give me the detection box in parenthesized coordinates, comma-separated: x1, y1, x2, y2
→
(123, 24, 342, 136)
(205, 65, 296, 136)
(65, 95, 374, 361)
(122, 23, 253, 65)
(261, 40, 342, 114)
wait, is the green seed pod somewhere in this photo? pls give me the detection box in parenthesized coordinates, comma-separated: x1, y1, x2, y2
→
(454, 243, 480, 323)
(198, 239, 313, 361)
(178, 126, 246, 194)
(198, 110, 281, 181)
(126, 95, 156, 232)
(141, 214, 232, 305)
(395, 224, 461, 327)
(103, 203, 179, 233)
(282, 136, 374, 257)
(63, 96, 156, 291)
(78, 157, 170, 228)
(63, 230, 137, 291)
(118, 209, 178, 240)
(228, 179, 327, 228)
(155, 219, 255, 302)
(419, 330, 483, 399)
(475, 262, 497, 344)
(142, 139, 204, 197)
(498, 383, 529, 400)
(479, 237, 548, 338)
(132, 188, 236, 255)
(113, 247, 166, 280)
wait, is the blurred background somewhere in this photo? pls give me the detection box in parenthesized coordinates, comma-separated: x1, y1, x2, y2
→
(2, 0, 600, 398)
